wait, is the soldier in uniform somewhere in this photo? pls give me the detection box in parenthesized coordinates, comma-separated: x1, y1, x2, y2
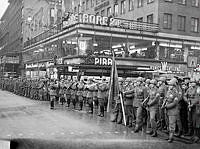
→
(133, 77, 148, 133)
(123, 79, 135, 127)
(86, 78, 95, 114)
(64, 77, 72, 107)
(59, 79, 66, 105)
(110, 78, 124, 124)
(184, 80, 200, 143)
(70, 77, 78, 109)
(97, 77, 108, 117)
(38, 79, 45, 101)
(162, 78, 179, 143)
(157, 77, 168, 130)
(76, 78, 85, 110)
(48, 80, 57, 109)
(146, 79, 160, 137)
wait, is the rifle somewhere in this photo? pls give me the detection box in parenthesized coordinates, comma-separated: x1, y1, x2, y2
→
(142, 96, 150, 107)
(188, 100, 192, 112)
(161, 98, 167, 109)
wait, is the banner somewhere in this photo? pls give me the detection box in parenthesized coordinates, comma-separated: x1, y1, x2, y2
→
(107, 53, 119, 112)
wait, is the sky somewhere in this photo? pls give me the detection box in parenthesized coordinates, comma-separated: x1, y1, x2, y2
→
(0, 0, 9, 19)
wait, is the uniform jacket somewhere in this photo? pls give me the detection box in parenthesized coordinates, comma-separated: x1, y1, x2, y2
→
(166, 87, 179, 116)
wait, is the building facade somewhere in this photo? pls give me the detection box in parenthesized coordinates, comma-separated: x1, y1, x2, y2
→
(0, 0, 23, 77)
(22, 0, 200, 79)
(0, 0, 66, 77)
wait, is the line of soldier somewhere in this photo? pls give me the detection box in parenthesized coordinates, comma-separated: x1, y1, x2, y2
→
(111, 76, 200, 143)
(0, 76, 110, 117)
(0, 76, 200, 143)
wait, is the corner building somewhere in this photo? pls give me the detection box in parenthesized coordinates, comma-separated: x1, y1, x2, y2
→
(22, 0, 200, 79)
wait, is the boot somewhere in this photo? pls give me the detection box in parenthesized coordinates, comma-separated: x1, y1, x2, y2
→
(151, 131, 157, 137)
(185, 129, 193, 136)
(174, 130, 182, 137)
(168, 133, 174, 143)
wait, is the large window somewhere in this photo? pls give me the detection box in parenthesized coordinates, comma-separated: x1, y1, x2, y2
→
(177, 0, 186, 5)
(129, 0, 134, 11)
(114, 4, 119, 16)
(86, 0, 89, 10)
(107, 7, 112, 17)
(91, 0, 94, 7)
(163, 13, 172, 29)
(147, 14, 153, 23)
(82, 2, 85, 12)
(191, 17, 199, 32)
(101, 9, 105, 16)
(177, 15, 186, 31)
(192, 0, 199, 7)
(147, 0, 154, 3)
(138, 0, 143, 7)
(121, 0, 126, 14)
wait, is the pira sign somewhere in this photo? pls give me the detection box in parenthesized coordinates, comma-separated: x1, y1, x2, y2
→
(94, 57, 112, 66)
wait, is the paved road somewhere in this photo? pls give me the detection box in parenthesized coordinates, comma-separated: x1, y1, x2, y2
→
(0, 90, 199, 149)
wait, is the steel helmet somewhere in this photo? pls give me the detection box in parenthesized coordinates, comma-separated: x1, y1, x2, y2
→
(168, 78, 178, 85)
(150, 79, 157, 85)
(159, 77, 166, 82)
(137, 77, 143, 82)
(145, 79, 151, 84)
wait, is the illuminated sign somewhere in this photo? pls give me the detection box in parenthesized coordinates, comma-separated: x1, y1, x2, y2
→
(62, 13, 159, 32)
(94, 57, 112, 66)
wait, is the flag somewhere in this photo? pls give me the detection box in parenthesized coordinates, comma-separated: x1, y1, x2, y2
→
(107, 52, 119, 112)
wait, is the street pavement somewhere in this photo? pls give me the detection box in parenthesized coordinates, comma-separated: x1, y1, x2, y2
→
(0, 90, 199, 149)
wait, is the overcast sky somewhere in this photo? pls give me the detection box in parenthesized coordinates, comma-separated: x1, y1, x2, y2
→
(0, 0, 9, 19)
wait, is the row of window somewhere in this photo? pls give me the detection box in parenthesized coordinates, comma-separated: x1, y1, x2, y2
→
(75, 0, 155, 15)
(165, 0, 199, 7)
(163, 14, 199, 32)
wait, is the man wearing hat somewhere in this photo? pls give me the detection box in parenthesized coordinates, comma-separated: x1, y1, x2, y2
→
(146, 79, 160, 137)
(48, 80, 57, 109)
(110, 78, 124, 124)
(123, 79, 135, 127)
(157, 77, 168, 130)
(86, 77, 95, 114)
(163, 78, 179, 143)
(97, 77, 108, 117)
(77, 77, 85, 110)
(184, 80, 199, 140)
(134, 77, 148, 133)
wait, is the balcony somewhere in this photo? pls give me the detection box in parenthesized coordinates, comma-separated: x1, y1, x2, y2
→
(23, 14, 160, 49)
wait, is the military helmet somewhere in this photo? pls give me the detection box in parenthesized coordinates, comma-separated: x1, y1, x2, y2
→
(150, 79, 157, 85)
(159, 77, 166, 82)
(136, 77, 143, 82)
(145, 79, 151, 84)
(168, 78, 178, 85)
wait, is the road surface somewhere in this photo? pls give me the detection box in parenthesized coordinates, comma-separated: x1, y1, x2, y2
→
(0, 90, 199, 149)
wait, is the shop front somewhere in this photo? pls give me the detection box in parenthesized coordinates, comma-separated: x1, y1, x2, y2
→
(22, 12, 199, 79)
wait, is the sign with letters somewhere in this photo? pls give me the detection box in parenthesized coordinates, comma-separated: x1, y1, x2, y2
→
(62, 13, 159, 32)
